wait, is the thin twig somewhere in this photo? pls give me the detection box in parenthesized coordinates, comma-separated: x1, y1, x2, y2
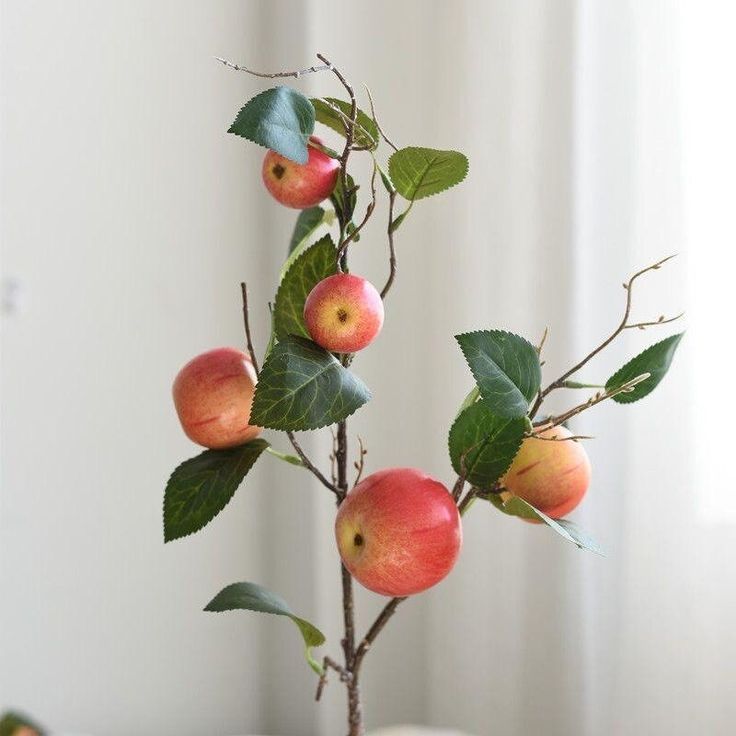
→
(353, 436, 367, 487)
(338, 161, 378, 258)
(457, 487, 478, 515)
(353, 596, 406, 673)
(526, 432, 594, 442)
(315, 656, 352, 701)
(534, 373, 651, 430)
(240, 283, 260, 375)
(536, 326, 549, 356)
(214, 56, 331, 79)
(365, 85, 399, 151)
(451, 474, 466, 503)
(380, 191, 398, 299)
(286, 431, 340, 497)
(529, 255, 682, 418)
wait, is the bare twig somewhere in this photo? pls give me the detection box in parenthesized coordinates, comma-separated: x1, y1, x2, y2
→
(315, 656, 352, 701)
(534, 373, 650, 430)
(530, 255, 682, 418)
(353, 596, 406, 673)
(353, 436, 367, 487)
(380, 191, 398, 299)
(526, 432, 594, 442)
(365, 85, 399, 152)
(536, 326, 549, 356)
(240, 283, 260, 375)
(451, 473, 466, 503)
(215, 56, 331, 79)
(285, 432, 340, 497)
(457, 487, 478, 515)
(338, 161, 378, 258)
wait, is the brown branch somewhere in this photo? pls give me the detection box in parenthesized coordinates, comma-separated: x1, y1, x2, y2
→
(530, 255, 682, 418)
(240, 282, 260, 375)
(285, 432, 339, 497)
(365, 85, 399, 152)
(338, 161, 378, 259)
(380, 191, 398, 299)
(353, 596, 406, 673)
(214, 56, 331, 79)
(315, 656, 352, 701)
(457, 487, 478, 515)
(353, 436, 367, 487)
(534, 373, 651, 430)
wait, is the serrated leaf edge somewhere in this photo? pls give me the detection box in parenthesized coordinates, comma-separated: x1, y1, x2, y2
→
(388, 146, 469, 201)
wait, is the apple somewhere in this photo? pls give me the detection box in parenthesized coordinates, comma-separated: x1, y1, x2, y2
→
(304, 273, 384, 353)
(262, 136, 340, 209)
(173, 347, 261, 449)
(335, 468, 462, 597)
(501, 425, 591, 518)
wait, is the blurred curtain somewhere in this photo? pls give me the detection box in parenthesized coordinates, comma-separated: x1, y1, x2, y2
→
(2, 2, 732, 736)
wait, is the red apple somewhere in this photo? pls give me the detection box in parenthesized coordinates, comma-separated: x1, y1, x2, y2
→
(262, 136, 340, 209)
(335, 468, 462, 597)
(304, 273, 384, 353)
(172, 347, 261, 449)
(501, 425, 591, 518)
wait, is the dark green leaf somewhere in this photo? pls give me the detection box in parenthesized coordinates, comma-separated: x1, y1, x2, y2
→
(606, 333, 684, 404)
(288, 207, 326, 255)
(487, 494, 604, 555)
(331, 173, 357, 226)
(164, 439, 269, 542)
(274, 235, 337, 340)
(456, 330, 541, 418)
(205, 581, 325, 674)
(228, 86, 315, 164)
(312, 97, 379, 149)
(389, 147, 468, 201)
(251, 336, 371, 430)
(448, 402, 525, 489)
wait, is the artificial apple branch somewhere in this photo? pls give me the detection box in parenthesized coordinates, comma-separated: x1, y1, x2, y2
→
(163, 53, 685, 736)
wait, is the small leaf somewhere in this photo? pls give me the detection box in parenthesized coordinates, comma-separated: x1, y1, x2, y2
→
(456, 330, 542, 418)
(250, 336, 371, 430)
(606, 333, 684, 404)
(274, 235, 337, 340)
(288, 207, 326, 255)
(487, 494, 604, 555)
(388, 147, 468, 201)
(331, 172, 357, 226)
(448, 402, 525, 489)
(228, 86, 315, 164)
(164, 439, 269, 542)
(312, 97, 379, 149)
(205, 581, 325, 674)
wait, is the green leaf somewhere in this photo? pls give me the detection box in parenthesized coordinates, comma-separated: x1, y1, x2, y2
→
(331, 173, 357, 227)
(312, 97, 379, 150)
(274, 235, 338, 340)
(448, 402, 526, 489)
(487, 494, 604, 555)
(388, 147, 468, 201)
(456, 330, 542, 418)
(205, 581, 325, 674)
(163, 439, 269, 542)
(228, 86, 315, 164)
(288, 207, 326, 255)
(250, 336, 371, 430)
(606, 333, 684, 404)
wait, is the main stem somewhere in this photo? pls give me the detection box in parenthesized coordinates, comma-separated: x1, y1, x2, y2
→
(336, 418, 364, 735)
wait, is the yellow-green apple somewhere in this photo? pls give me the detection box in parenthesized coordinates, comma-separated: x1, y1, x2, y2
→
(172, 347, 261, 449)
(304, 273, 384, 353)
(501, 425, 591, 518)
(262, 136, 340, 209)
(335, 468, 462, 596)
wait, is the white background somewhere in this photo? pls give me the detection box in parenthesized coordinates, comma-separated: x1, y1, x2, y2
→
(1, 1, 733, 735)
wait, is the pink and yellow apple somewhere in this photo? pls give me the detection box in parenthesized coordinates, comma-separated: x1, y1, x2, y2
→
(304, 273, 384, 353)
(501, 425, 591, 519)
(335, 467, 462, 597)
(172, 347, 261, 449)
(262, 136, 340, 209)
